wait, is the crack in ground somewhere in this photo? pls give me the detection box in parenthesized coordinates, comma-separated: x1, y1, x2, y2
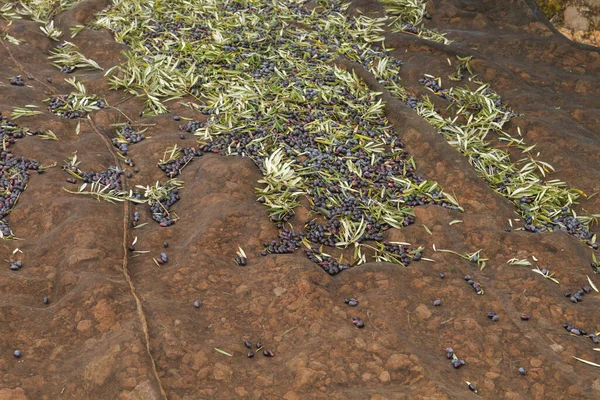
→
(88, 118, 168, 399)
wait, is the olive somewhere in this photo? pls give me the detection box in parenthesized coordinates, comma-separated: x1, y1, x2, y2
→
(14, 350, 21, 358)
(243, 340, 252, 348)
(433, 299, 441, 307)
(193, 300, 201, 308)
(518, 367, 527, 375)
(247, 351, 254, 358)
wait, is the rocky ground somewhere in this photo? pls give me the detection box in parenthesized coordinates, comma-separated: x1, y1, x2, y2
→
(536, 0, 600, 46)
(0, 0, 599, 399)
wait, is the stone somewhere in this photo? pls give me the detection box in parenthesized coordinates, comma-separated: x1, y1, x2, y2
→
(294, 368, 316, 389)
(77, 319, 92, 332)
(378, 371, 391, 383)
(124, 381, 160, 400)
(0, 388, 28, 400)
(414, 304, 432, 321)
(385, 354, 411, 371)
(84, 345, 121, 386)
(283, 392, 300, 400)
(564, 6, 590, 32)
(212, 363, 233, 381)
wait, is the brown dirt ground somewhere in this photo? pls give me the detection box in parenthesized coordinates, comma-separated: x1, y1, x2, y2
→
(0, 0, 599, 399)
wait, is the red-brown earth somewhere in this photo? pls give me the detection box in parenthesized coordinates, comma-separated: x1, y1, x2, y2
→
(0, 0, 599, 399)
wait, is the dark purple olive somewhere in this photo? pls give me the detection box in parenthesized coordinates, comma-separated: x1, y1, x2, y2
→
(574, 293, 583, 301)
(163, 242, 168, 248)
(518, 367, 527, 375)
(160, 253, 168, 262)
(439, 272, 445, 279)
(520, 314, 530, 321)
(468, 383, 477, 392)
(193, 300, 201, 308)
(583, 285, 592, 294)
(433, 299, 441, 307)
(263, 350, 275, 357)
(464, 275, 472, 281)
(256, 342, 263, 349)
(570, 328, 581, 335)
(43, 296, 49, 304)
(238, 257, 247, 266)
(247, 351, 254, 358)
(356, 321, 365, 328)
(13, 350, 21, 358)
(243, 340, 252, 349)
(492, 315, 499, 322)
(180, 134, 185, 139)
(570, 296, 578, 303)
(173, 116, 181, 121)
(487, 312, 496, 319)
(564, 291, 572, 297)
(10, 264, 19, 271)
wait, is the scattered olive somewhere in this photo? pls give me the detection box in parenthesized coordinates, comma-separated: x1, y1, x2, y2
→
(518, 367, 527, 375)
(193, 300, 201, 308)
